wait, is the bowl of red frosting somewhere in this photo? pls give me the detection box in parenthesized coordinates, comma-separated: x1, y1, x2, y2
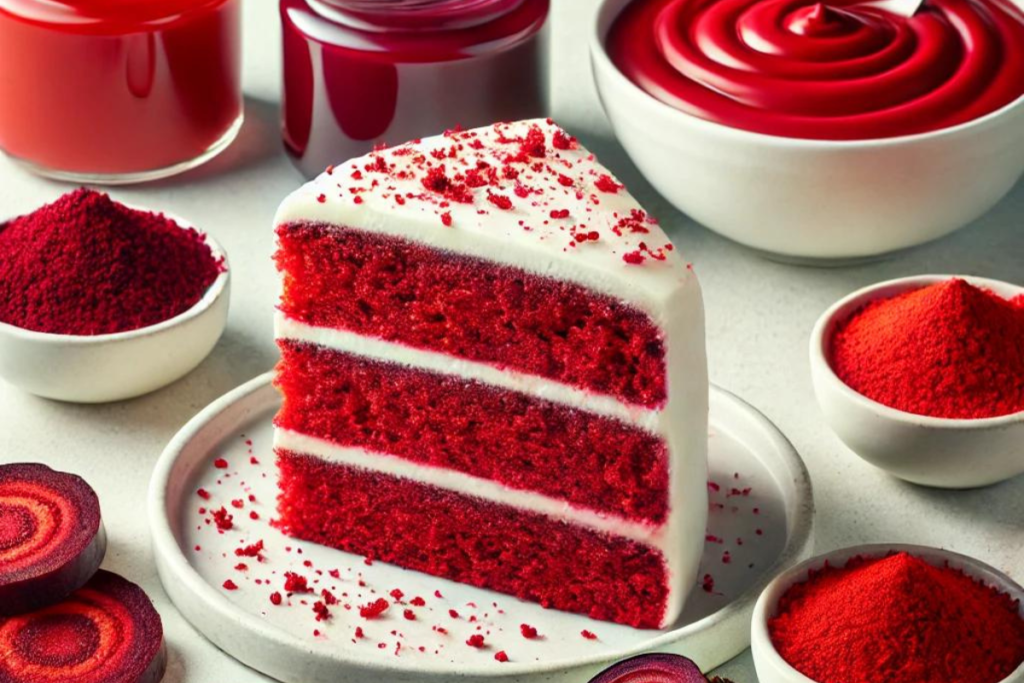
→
(809, 274, 1024, 488)
(590, 0, 1024, 261)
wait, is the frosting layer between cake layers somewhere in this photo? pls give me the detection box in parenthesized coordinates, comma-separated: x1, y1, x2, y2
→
(273, 118, 708, 629)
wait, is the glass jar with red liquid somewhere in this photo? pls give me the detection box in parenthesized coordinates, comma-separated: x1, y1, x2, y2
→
(280, 0, 550, 177)
(0, 0, 242, 183)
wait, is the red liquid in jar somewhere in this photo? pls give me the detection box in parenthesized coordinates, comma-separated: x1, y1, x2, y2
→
(0, 0, 242, 180)
(281, 0, 550, 177)
(607, 0, 1024, 140)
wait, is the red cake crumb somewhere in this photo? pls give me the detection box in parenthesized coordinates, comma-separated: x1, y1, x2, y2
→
(212, 507, 233, 531)
(275, 224, 667, 408)
(410, 596, 426, 607)
(270, 592, 283, 605)
(231, 499, 245, 509)
(594, 174, 623, 193)
(276, 453, 670, 628)
(449, 609, 460, 619)
(313, 601, 331, 621)
(355, 626, 365, 639)
(403, 609, 416, 621)
(467, 634, 486, 648)
(235, 540, 264, 559)
(360, 598, 390, 619)
(284, 572, 311, 594)
(520, 624, 539, 639)
(390, 589, 404, 602)
(495, 651, 509, 663)
(214, 458, 229, 469)
(223, 580, 239, 591)
(581, 630, 598, 640)
(276, 344, 669, 523)
(322, 589, 338, 606)
(197, 488, 211, 500)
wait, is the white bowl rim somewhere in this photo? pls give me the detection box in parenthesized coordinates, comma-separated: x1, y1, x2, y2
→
(589, 0, 1024, 149)
(810, 273, 1024, 429)
(0, 204, 230, 346)
(751, 542, 1024, 683)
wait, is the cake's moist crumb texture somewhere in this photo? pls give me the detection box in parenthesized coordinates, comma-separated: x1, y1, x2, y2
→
(275, 223, 668, 408)
(275, 451, 670, 629)
(275, 341, 669, 523)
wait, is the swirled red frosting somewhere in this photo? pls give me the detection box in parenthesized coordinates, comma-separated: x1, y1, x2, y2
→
(608, 0, 1024, 139)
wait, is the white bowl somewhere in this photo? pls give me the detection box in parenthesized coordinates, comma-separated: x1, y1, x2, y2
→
(810, 274, 1024, 488)
(589, 0, 1024, 261)
(752, 544, 1024, 683)
(0, 212, 230, 403)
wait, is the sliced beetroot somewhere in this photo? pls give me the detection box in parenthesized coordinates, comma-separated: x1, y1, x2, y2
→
(0, 570, 166, 683)
(0, 463, 106, 616)
(590, 654, 712, 683)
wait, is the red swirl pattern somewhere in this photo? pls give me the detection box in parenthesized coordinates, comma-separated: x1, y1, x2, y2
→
(608, 0, 1024, 139)
(0, 571, 165, 683)
(0, 464, 105, 616)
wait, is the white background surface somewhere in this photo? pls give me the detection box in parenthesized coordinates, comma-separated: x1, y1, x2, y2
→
(0, 2, 1022, 682)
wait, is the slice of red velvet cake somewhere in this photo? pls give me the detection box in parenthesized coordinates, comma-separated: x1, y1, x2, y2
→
(273, 119, 708, 629)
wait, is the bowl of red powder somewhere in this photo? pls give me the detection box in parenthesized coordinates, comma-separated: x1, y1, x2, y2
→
(0, 189, 230, 403)
(810, 275, 1024, 488)
(752, 544, 1024, 683)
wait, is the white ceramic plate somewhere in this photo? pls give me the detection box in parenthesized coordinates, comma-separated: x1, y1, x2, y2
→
(149, 373, 814, 683)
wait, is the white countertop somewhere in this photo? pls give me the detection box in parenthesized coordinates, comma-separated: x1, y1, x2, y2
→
(1, 2, 1022, 682)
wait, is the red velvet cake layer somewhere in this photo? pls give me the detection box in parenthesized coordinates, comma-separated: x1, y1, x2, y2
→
(276, 450, 670, 628)
(275, 222, 668, 408)
(275, 341, 669, 523)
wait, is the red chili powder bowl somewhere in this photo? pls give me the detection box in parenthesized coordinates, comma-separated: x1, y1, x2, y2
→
(0, 188, 225, 336)
(829, 278, 1024, 420)
(767, 551, 1024, 683)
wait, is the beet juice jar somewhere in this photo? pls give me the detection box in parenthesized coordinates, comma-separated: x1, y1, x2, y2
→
(0, 0, 242, 183)
(280, 0, 550, 177)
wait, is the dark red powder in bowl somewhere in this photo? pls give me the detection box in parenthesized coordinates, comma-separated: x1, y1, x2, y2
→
(769, 552, 1024, 683)
(830, 279, 1024, 419)
(0, 189, 224, 336)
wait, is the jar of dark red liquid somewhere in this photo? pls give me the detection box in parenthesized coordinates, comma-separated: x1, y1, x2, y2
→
(280, 0, 550, 177)
(0, 0, 242, 183)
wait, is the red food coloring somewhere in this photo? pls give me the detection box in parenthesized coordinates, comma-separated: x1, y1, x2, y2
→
(495, 651, 510, 663)
(214, 458, 229, 469)
(466, 634, 486, 648)
(582, 630, 598, 640)
(211, 507, 233, 532)
(270, 592, 283, 606)
(223, 580, 239, 591)
(360, 598, 390, 619)
(0, 189, 222, 336)
(0, 464, 107, 616)
(284, 572, 312, 594)
(520, 624, 539, 639)
(403, 609, 416, 621)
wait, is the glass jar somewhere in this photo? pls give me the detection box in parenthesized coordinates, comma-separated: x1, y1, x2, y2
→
(0, 0, 243, 184)
(280, 0, 550, 177)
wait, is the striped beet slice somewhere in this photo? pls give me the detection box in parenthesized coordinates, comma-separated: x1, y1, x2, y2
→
(0, 463, 106, 616)
(0, 570, 166, 683)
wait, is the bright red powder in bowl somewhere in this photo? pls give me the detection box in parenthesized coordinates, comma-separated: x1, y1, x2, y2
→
(0, 189, 223, 336)
(830, 279, 1024, 419)
(769, 552, 1024, 683)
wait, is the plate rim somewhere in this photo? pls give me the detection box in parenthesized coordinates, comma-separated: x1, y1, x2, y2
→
(148, 372, 815, 679)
